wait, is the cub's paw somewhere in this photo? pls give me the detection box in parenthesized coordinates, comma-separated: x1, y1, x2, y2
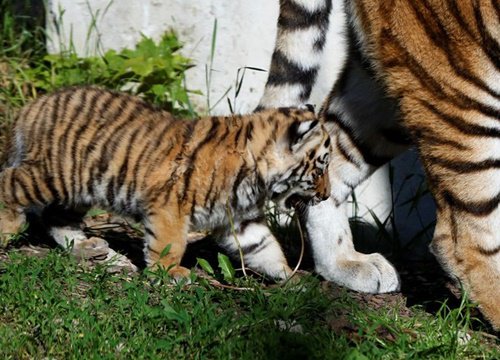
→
(72, 237, 110, 259)
(317, 252, 400, 293)
(168, 266, 192, 283)
(0, 208, 27, 247)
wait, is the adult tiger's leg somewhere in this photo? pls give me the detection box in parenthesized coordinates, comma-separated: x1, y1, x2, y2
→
(307, 51, 409, 292)
(431, 204, 500, 330)
(414, 104, 500, 329)
(257, 0, 404, 292)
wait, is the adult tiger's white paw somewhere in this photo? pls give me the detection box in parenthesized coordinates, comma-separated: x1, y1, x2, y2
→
(316, 252, 400, 293)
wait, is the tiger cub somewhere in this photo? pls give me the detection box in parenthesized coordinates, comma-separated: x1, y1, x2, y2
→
(0, 86, 331, 279)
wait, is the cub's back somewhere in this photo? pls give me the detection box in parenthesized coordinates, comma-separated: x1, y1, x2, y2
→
(14, 86, 174, 147)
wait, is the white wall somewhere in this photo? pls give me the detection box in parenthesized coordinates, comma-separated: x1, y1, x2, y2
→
(47, 0, 280, 115)
(46, 0, 435, 251)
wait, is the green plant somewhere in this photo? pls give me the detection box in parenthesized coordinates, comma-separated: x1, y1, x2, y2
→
(21, 32, 197, 117)
(1, 250, 498, 359)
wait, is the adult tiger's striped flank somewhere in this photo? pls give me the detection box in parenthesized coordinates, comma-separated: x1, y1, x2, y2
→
(257, 0, 499, 328)
(0, 86, 332, 280)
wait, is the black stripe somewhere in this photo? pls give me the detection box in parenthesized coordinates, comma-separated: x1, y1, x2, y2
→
(473, 1, 500, 72)
(26, 95, 52, 154)
(26, 167, 48, 204)
(409, 0, 500, 99)
(255, 137, 275, 162)
(129, 122, 171, 203)
(14, 174, 35, 205)
(234, 125, 244, 146)
(476, 244, 500, 256)
(214, 123, 230, 147)
(183, 120, 196, 145)
(416, 130, 468, 150)
(336, 136, 362, 168)
(114, 124, 144, 205)
(44, 175, 59, 203)
(58, 89, 90, 202)
(94, 104, 147, 185)
(420, 100, 500, 137)
(21, 97, 49, 166)
(267, 51, 319, 90)
(244, 121, 254, 146)
(428, 155, 500, 173)
(443, 190, 500, 216)
(231, 165, 247, 208)
(238, 217, 266, 233)
(72, 90, 102, 200)
(8, 170, 19, 203)
(180, 119, 220, 204)
(202, 169, 217, 208)
(381, 29, 500, 119)
(81, 93, 127, 166)
(145, 227, 155, 238)
(329, 113, 392, 167)
(241, 234, 272, 255)
(277, 0, 331, 30)
(147, 245, 159, 255)
(189, 189, 197, 220)
(446, 0, 499, 71)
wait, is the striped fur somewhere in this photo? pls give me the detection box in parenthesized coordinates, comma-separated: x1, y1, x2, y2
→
(259, 0, 499, 327)
(0, 86, 332, 280)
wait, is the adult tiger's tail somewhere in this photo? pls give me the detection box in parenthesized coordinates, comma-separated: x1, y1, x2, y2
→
(256, 0, 332, 110)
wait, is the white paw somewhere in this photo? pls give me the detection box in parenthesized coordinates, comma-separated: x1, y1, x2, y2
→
(73, 237, 138, 273)
(316, 252, 400, 293)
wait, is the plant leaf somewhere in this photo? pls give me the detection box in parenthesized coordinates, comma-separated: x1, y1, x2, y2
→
(217, 253, 235, 282)
(196, 258, 215, 275)
(159, 244, 172, 259)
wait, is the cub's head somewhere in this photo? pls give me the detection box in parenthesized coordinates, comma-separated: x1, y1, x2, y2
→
(267, 106, 332, 209)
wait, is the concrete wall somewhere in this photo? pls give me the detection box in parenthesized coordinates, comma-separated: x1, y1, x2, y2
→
(46, 0, 435, 254)
(47, 0, 280, 115)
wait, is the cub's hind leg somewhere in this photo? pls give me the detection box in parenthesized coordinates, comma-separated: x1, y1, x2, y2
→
(0, 166, 52, 246)
(42, 204, 91, 248)
(143, 209, 190, 279)
(218, 218, 293, 280)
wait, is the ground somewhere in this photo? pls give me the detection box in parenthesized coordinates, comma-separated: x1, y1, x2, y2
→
(0, 211, 498, 358)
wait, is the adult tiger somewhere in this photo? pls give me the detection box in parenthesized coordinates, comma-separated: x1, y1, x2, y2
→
(257, 0, 500, 328)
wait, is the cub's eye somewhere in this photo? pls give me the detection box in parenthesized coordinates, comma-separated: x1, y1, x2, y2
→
(313, 168, 323, 178)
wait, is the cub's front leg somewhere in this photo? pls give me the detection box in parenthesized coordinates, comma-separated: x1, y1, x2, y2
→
(218, 218, 293, 280)
(143, 209, 191, 279)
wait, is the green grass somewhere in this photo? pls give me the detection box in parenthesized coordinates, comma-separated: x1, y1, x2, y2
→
(0, 249, 498, 359)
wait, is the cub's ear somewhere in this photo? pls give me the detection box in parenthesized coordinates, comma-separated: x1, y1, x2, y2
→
(298, 104, 315, 113)
(287, 119, 320, 151)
